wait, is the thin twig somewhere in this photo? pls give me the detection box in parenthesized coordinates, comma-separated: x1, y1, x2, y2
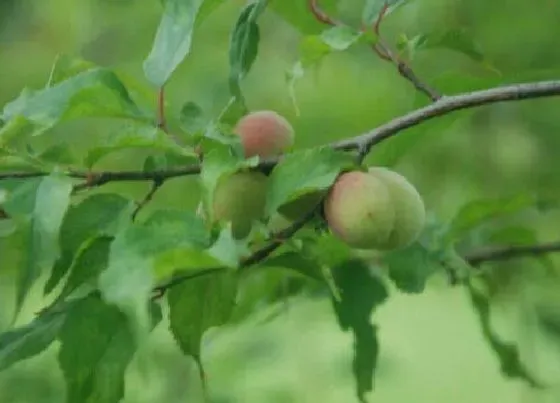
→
(466, 241, 560, 266)
(157, 86, 167, 132)
(2, 80, 560, 186)
(131, 178, 165, 221)
(309, 0, 338, 25)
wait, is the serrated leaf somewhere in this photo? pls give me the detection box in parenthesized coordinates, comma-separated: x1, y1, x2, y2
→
(3, 174, 74, 315)
(83, 121, 195, 168)
(168, 270, 237, 363)
(450, 194, 535, 239)
(2, 68, 147, 131)
(0, 307, 67, 372)
(385, 242, 442, 293)
(265, 147, 355, 216)
(362, 0, 408, 25)
(143, 0, 205, 86)
(466, 278, 543, 388)
(45, 193, 135, 295)
(98, 209, 211, 336)
(58, 295, 162, 403)
(331, 260, 388, 402)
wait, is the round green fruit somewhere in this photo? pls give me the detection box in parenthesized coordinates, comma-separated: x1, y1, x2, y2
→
(324, 168, 425, 250)
(368, 167, 426, 250)
(212, 171, 268, 239)
(234, 110, 295, 158)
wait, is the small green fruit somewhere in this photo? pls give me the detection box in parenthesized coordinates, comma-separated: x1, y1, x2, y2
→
(212, 171, 268, 239)
(234, 110, 295, 158)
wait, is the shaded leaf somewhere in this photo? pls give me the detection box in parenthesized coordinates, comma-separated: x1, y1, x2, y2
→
(331, 260, 388, 402)
(3, 174, 74, 314)
(265, 147, 355, 216)
(58, 295, 162, 403)
(362, 0, 408, 25)
(143, 0, 205, 86)
(0, 308, 67, 372)
(466, 278, 543, 388)
(450, 194, 535, 239)
(83, 121, 195, 168)
(179, 101, 209, 135)
(2, 69, 147, 131)
(168, 270, 237, 363)
(98, 209, 212, 336)
(45, 193, 135, 295)
(47, 54, 97, 86)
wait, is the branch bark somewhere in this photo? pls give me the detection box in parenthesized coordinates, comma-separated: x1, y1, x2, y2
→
(2, 80, 560, 187)
(465, 241, 560, 266)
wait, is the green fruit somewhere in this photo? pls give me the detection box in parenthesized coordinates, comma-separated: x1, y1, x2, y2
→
(368, 167, 426, 250)
(234, 110, 295, 158)
(324, 168, 425, 250)
(212, 171, 268, 239)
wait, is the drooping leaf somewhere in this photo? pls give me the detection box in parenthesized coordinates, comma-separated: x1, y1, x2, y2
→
(83, 121, 196, 168)
(2, 68, 147, 131)
(143, 0, 205, 86)
(44, 193, 135, 295)
(226, 0, 267, 121)
(265, 147, 355, 216)
(98, 209, 212, 336)
(0, 307, 67, 372)
(449, 194, 535, 239)
(2, 174, 74, 315)
(466, 278, 543, 388)
(168, 270, 237, 365)
(58, 295, 162, 403)
(331, 260, 388, 402)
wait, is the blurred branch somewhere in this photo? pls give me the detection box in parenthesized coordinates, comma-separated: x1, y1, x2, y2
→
(466, 241, 560, 266)
(157, 86, 167, 132)
(2, 80, 560, 187)
(131, 178, 165, 221)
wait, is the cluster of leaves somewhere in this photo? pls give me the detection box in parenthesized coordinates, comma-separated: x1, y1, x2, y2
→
(0, 0, 558, 402)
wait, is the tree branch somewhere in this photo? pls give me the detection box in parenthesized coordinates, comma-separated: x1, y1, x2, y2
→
(466, 241, 560, 266)
(2, 80, 560, 187)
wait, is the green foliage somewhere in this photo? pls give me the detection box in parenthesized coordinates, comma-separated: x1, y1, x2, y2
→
(0, 0, 558, 402)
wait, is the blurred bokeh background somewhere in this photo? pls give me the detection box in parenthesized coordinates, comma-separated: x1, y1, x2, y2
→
(1, 0, 560, 402)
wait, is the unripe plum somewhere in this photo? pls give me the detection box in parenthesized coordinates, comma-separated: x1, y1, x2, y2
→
(234, 110, 294, 158)
(212, 171, 268, 239)
(368, 167, 426, 250)
(324, 168, 425, 250)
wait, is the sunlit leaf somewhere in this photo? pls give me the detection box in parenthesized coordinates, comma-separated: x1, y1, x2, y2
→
(143, 0, 205, 86)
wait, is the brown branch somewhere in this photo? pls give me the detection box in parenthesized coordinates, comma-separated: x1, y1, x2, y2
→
(466, 241, 560, 266)
(2, 80, 560, 187)
(309, 0, 338, 25)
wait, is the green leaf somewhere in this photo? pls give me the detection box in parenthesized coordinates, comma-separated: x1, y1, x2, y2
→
(143, 0, 205, 87)
(98, 209, 211, 336)
(331, 260, 388, 402)
(0, 307, 67, 372)
(58, 295, 162, 403)
(3, 174, 74, 314)
(0, 115, 37, 148)
(179, 101, 209, 135)
(362, 0, 408, 26)
(419, 28, 486, 63)
(385, 242, 443, 293)
(227, 0, 267, 118)
(450, 194, 535, 239)
(466, 278, 543, 388)
(168, 270, 237, 364)
(46, 54, 97, 86)
(2, 68, 147, 131)
(45, 193, 135, 295)
(261, 251, 324, 282)
(269, 0, 337, 35)
(83, 121, 196, 168)
(265, 147, 355, 216)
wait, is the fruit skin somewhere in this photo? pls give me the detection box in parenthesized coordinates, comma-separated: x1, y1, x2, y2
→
(324, 171, 395, 249)
(368, 167, 425, 250)
(234, 110, 295, 158)
(212, 171, 268, 239)
(324, 168, 425, 250)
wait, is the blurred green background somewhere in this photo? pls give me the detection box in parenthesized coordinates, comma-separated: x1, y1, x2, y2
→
(1, 0, 560, 402)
